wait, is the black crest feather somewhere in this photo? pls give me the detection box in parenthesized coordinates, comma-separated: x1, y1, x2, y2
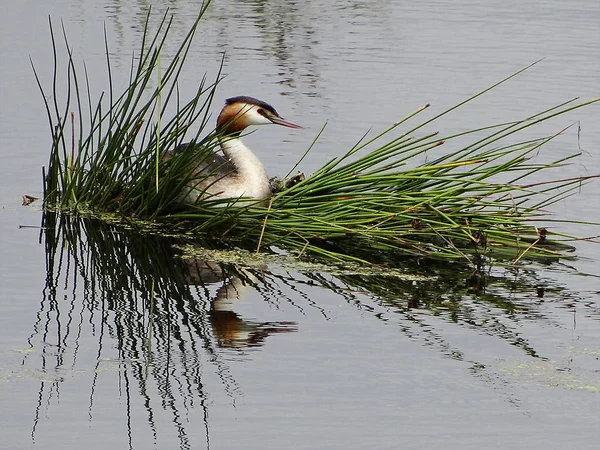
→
(225, 96, 279, 116)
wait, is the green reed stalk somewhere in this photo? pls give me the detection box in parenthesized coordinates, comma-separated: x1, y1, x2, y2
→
(36, 3, 599, 267)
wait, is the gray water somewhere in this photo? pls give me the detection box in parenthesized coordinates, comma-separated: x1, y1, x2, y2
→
(1, 1, 599, 449)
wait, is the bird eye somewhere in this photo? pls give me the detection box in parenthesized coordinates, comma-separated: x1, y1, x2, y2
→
(256, 108, 265, 116)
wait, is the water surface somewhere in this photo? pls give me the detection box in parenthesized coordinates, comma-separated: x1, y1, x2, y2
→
(1, 1, 599, 449)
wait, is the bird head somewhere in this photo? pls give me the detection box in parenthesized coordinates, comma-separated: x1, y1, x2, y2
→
(216, 96, 302, 135)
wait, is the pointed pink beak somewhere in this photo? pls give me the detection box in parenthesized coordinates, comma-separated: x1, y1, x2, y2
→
(269, 116, 303, 129)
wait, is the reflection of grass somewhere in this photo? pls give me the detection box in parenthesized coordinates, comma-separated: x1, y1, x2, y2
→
(41, 212, 572, 355)
(27, 212, 594, 445)
(35, 3, 599, 266)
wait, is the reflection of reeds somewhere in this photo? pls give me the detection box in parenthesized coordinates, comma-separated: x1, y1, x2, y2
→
(35, 3, 599, 266)
(304, 258, 560, 358)
(28, 211, 579, 444)
(36, 211, 302, 445)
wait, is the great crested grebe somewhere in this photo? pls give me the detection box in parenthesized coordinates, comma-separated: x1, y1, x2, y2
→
(173, 96, 302, 205)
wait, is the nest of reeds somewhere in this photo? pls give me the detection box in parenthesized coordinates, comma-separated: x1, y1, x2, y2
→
(34, 8, 599, 267)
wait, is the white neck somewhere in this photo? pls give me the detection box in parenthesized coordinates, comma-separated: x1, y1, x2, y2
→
(219, 136, 271, 199)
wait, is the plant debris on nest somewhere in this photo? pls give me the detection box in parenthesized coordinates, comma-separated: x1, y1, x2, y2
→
(173, 245, 434, 281)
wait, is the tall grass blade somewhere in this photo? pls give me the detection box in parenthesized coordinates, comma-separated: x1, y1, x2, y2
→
(37, 6, 599, 268)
